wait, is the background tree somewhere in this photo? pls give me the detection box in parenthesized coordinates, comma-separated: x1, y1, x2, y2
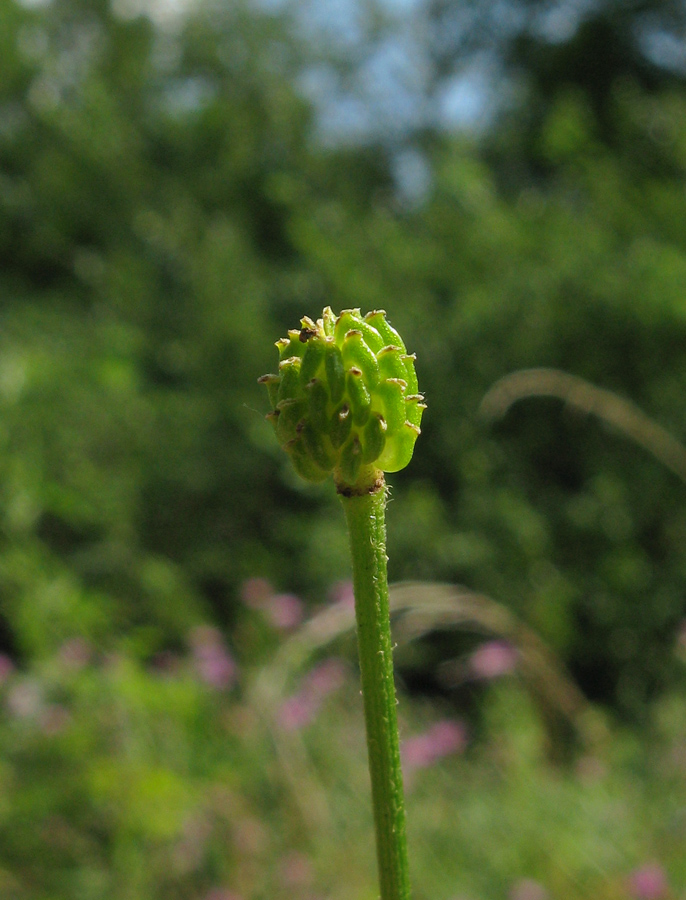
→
(2, 0, 686, 719)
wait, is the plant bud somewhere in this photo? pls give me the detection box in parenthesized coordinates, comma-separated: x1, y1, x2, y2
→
(260, 308, 425, 485)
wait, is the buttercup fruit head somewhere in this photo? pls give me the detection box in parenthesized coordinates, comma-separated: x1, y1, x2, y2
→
(259, 308, 425, 487)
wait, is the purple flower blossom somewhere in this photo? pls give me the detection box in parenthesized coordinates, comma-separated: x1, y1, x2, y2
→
(509, 879, 548, 900)
(265, 593, 304, 630)
(189, 626, 237, 690)
(277, 658, 347, 731)
(629, 863, 668, 899)
(303, 658, 347, 698)
(278, 693, 318, 731)
(469, 640, 518, 679)
(402, 719, 467, 773)
(241, 578, 304, 630)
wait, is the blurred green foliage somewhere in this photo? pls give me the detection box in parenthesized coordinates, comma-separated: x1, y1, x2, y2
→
(1, 630, 686, 899)
(5, 1, 686, 893)
(2, 0, 686, 724)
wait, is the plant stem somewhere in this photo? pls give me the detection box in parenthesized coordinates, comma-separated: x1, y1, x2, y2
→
(339, 476, 410, 900)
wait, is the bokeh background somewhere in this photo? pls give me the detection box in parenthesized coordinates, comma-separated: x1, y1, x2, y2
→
(3, 0, 686, 896)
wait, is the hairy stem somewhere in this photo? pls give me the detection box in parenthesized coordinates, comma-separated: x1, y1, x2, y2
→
(339, 478, 410, 900)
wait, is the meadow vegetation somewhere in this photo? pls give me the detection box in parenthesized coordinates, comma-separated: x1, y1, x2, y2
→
(2, 0, 686, 895)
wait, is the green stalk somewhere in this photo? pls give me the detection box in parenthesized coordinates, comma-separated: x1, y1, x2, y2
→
(260, 308, 423, 899)
(339, 475, 410, 900)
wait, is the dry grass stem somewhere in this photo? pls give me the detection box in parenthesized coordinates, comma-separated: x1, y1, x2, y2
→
(251, 580, 594, 791)
(480, 367, 686, 483)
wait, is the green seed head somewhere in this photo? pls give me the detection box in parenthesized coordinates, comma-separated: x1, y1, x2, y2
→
(259, 308, 425, 488)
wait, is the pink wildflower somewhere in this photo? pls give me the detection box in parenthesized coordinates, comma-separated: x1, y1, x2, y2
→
(265, 593, 304, 630)
(278, 693, 318, 731)
(241, 578, 304, 630)
(428, 719, 468, 755)
(277, 658, 347, 731)
(469, 640, 518, 679)
(402, 719, 467, 773)
(629, 863, 668, 899)
(190, 626, 237, 689)
(302, 658, 347, 698)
